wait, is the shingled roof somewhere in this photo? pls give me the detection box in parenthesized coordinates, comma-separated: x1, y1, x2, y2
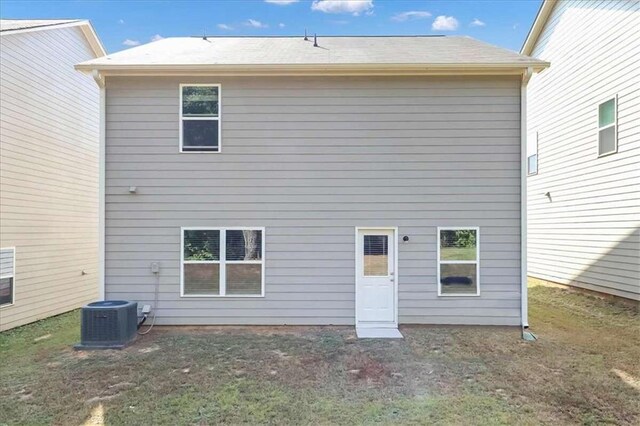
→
(76, 35, 548, 75)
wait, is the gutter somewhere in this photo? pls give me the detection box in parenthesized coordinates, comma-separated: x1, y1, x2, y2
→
(74, 62, 550, 76)
(520, 67, 533, 333)
(92, 71, 106, 301)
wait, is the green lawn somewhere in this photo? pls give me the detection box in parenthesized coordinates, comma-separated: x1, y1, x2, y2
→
(1, 284, 638, 425)
(440, 247, 476, 261)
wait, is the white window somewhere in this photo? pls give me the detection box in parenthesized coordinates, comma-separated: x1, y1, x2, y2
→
(437, 228, 480, 296)
(598, 96, 617, 157)
(179, 84, 221, 152)
(527, 131, 538, 176)
(0, 247, 15, 307)
(181, 228, 264, 297)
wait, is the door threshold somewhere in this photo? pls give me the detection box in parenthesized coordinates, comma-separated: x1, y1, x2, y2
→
(356, 327, 403, 339)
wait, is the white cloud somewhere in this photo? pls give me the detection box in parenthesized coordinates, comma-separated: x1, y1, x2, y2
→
(278, 23, 286, 28)
(265, 0, 299, 4)
(391, 11, 431, 22)
(217, 23, 234, 30)
(118, 19, 125, 24)
(122, 39, 140, 46)
(311, 0, 373, 16)
(470, 18, 485, 27)
(432, 15, 459, 31)
(245, 19, 268, 28)
(150, 34, 164, 42)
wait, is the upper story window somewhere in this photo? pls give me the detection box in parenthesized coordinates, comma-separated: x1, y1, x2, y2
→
(598, 96, 617, 157)
(527, 131, 538, 176)
(0, 247, 15, 307)
(437, 228, 480, 296)
(180, 84, 221, 152)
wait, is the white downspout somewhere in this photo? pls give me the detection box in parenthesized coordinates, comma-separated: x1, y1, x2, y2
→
(92, 70, 106, 301)
(521, 67, 533, 330)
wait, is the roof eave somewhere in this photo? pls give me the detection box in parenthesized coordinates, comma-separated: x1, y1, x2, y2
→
(521, 0, 557, 55)
(1, 20, 106, 58)
(75, 62, 549, 77)
(78, 21, 107, 58)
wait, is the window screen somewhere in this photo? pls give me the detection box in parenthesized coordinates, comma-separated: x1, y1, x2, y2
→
(182, 229, 263, 296)
(438, 229, 479, 296)
(598, 97, 617, 156)
(180, 85, 220, 152)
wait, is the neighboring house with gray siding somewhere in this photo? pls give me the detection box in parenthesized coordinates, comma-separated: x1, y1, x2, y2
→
(76, 36, 547, 337)
(0, 19, 105, 331)
(523, 0, 640, 302)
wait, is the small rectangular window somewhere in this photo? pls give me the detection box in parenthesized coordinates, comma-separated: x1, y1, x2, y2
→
(527, 155, 538, 175)
(598, 97, 617, 157)
(363, 235, 389, 276)
(0, 247, 15, 307)
(180, 84, 220, 152)
(438, 228, 479, 296)
(181, 228, 264, 297)
(527, 131, 538, 176)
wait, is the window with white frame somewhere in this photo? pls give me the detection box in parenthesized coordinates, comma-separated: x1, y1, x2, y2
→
(438, 228, 479, 296)
(527, 131, 538, 175)
(182, 228, 264, 297)
(180, 84, 220, 152)
(0, 247, 15, 306)
(598, 96, 617, 156)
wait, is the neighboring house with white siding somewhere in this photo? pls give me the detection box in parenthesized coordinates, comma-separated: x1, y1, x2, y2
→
(523, 0, 640, 302)
(0, 19, 105, 331)
(75, 36, 547, 337)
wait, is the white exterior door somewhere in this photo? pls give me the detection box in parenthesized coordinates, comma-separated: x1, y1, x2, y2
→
(356, 228, 396, 327)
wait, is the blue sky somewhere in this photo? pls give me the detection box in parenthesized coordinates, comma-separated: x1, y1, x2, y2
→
(1, 0, 542, 54)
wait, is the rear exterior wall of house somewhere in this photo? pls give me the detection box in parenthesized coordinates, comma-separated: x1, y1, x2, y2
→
(104, 75, 523, 325)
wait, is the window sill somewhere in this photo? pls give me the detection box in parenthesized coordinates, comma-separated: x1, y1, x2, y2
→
(437, 293, 481, 297)
(597, 149, 618, 158)
(180, 294, 265, 299)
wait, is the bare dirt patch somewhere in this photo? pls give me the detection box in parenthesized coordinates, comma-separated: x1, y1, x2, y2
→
(346, 352, 389, 383)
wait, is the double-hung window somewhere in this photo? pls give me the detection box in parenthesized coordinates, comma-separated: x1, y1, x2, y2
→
(527, 131, 538, 176)
(181, 228, 264, 297)
(0, 247, 15, 307)
(180, 84, 221, 152)
(598, 96, 617, 157)
(437, 228, 480, 296)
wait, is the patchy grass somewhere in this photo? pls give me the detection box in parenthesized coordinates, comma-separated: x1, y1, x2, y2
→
(1, 284, 638, 425)
(440, 247, 476, 261)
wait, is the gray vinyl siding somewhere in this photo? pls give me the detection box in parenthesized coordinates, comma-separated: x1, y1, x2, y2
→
(527, 0, 640, 301)
(0, 26, 100, 330)
(105, 75, 522, 326)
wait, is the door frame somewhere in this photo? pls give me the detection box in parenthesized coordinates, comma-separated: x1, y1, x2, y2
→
(354, 227, 399, 328)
